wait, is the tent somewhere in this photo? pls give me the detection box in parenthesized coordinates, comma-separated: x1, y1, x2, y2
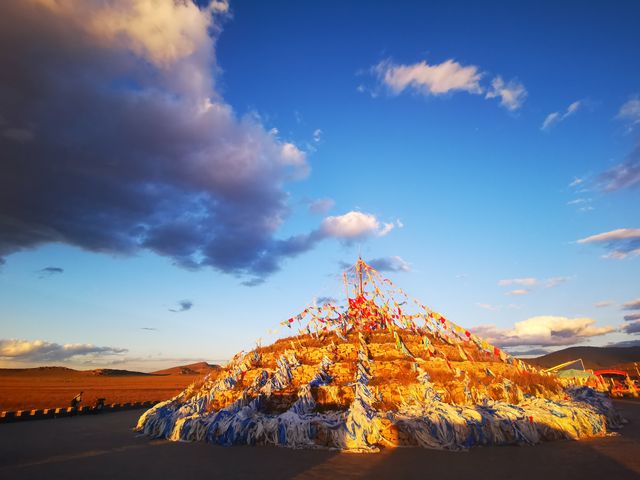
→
(556, 369, 596, 380)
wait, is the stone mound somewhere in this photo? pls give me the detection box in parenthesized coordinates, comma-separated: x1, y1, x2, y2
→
(136, 260, 621, 451)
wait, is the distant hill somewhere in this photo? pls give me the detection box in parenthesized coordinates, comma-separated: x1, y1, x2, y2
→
(0, 366, 149, 377)
(90, 368, 151, 376)
(527, 346, 640, 372)
(0, 362, 221, 377)
(152, 361, 220, 376)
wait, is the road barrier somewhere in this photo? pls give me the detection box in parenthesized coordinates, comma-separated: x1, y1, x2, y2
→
(0, 401, 160, 424)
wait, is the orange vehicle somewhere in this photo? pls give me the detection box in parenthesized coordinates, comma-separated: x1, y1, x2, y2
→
(594, 370, 638, 398)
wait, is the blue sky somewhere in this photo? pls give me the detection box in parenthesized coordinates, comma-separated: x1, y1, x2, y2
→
(0, 0, 639, 370)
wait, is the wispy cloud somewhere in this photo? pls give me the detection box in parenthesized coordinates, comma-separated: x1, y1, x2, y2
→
(37, 266, 64, 278)
(370, 58, 526, 110)
(544, 276, 571, 288)
(498, 276, 570, 289)
(141, 327, 158, 331)
(541, 100, 582, 130)
(0, 339, 126, 363)
(617, 95, 640, 129)
(498, 277, 537, 287)
(506, 289, 530, 296)
(316, 296, 337, 306)
(593, 97, 640, 193)
(507, 347, 552, 357)
(595, 300, 613, 308)
(472, 316, 614, 347)
(569, 177, 584, 188)
(367, 256, 411, 273)
(597, 144, 640, 192)
(623, 299, 640, 311)
(373, 58, 483, 96)
(307, 198, 335, 215)
(577, 228, 640, 259)
(313, 129, 322, 143)
(607, 339, 640, 348)
(566, 197, 593, 212)
(477, 303, 500, 311)
(485, 76, 527, 111)
(476, 303, 520, 312)
(169, 300, 193, 313)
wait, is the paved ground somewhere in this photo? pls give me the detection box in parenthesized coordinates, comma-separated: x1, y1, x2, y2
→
(1, 400, 639, 480)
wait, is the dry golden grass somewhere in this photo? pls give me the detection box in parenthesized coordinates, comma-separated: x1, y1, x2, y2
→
(0, 373, 209, 411)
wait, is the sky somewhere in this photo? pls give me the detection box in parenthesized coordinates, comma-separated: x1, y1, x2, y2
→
(1, 0, 639, 371)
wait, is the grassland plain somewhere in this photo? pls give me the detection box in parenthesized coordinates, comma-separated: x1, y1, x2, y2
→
(0, 368, 215, 411)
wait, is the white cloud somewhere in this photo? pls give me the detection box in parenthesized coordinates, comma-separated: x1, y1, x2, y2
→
(577, 228, 640, 259)
(472, 316, 614, 347)
(320, 211, 392, 240)
(485, 76, 527, 111)
(498, 277, 537, 287)
(38, 0, 225, 73)
(0, 338, 127, 363)
(313, 129, 322, 143)
(541, 100, 582, 130)
(374, 59, 483, 96)
(506, 289, 530, 296)
(279, 142, 309, 177)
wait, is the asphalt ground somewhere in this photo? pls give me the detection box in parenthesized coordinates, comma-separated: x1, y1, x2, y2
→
(1, 400, 639, 480)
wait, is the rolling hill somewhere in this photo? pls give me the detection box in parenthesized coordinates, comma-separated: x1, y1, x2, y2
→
(152, 361, 220, 376)
(528, 346, 640, 372)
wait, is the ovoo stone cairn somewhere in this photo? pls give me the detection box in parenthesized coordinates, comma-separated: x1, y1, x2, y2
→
(136, 259, 621, 452)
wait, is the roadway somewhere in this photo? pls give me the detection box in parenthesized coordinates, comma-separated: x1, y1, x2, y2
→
(1, 400, 639, 479)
